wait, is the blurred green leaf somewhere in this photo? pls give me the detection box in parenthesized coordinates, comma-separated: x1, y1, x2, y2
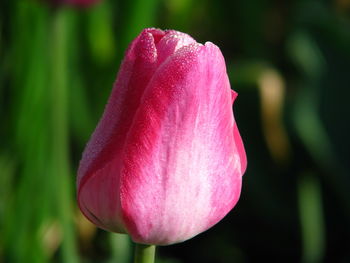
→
(49, 8, 79, 263)
(298, 172, 325, 263)
(108, 233, 131, 263)
(87, 1, 116, 64)
(120, 0, 160, 52)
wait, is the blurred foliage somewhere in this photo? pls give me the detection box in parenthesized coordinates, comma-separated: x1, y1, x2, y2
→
(1, 0, 350, 262)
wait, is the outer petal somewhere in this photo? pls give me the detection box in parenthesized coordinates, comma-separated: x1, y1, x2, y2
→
(77, 28, 163, 232)
(77, 28, 196, 232)
(231, 90, 247, 173)
(120, 42, 246, 245)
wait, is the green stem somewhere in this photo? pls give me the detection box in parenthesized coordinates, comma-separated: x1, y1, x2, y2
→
(134, 244, 156, 263)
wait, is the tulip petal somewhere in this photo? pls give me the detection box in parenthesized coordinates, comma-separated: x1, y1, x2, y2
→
(77, 28, 163, 231)
(77, 28, 201, 233)
(231, 89, 247, 174)
(120, 42, 245, 244)
(156, 30, 196, 66)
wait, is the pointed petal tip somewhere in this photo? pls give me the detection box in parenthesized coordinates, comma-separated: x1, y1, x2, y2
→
(231, 90, 238, 103)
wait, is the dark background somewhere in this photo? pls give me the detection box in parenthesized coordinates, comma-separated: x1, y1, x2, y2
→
(1, 0, 350, 262)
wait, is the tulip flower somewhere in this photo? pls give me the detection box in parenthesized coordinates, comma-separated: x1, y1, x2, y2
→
(77, 28, 247, 250)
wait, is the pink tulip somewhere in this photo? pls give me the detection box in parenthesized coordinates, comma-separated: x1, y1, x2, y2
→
(77, 28, 247, 245)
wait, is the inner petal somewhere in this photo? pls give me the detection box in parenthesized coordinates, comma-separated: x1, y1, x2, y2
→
(156, 30, 197, 66)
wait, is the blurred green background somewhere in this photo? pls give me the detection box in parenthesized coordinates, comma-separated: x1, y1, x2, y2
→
(1, 0, 350, 262)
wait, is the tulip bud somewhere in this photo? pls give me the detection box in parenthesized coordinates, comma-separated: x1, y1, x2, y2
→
(77, 28, 247, 245)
